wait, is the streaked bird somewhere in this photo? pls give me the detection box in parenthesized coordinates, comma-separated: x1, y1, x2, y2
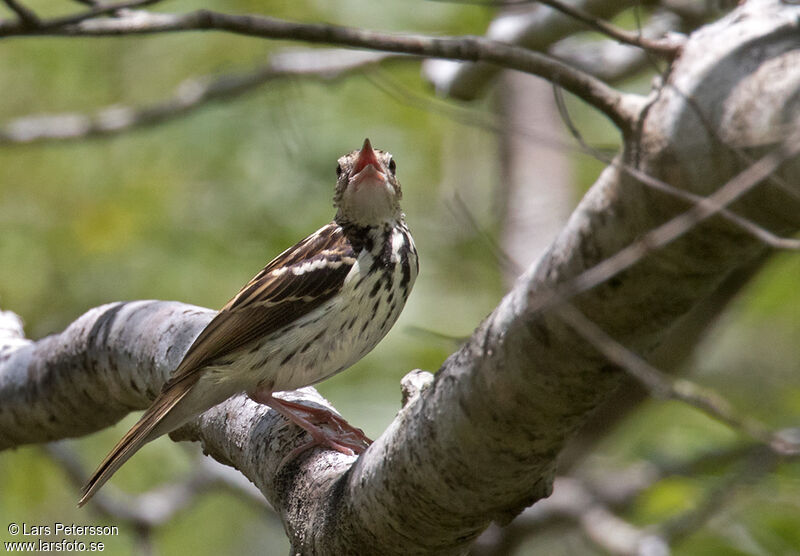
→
(79, 139, 418, 506)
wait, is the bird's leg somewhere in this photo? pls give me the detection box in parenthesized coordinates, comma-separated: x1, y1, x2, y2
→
(248, 389, 371, 458)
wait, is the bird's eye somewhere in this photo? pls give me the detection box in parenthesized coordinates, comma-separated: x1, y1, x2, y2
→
(336, 164, 343, 177)
(388, 158, 396, 175)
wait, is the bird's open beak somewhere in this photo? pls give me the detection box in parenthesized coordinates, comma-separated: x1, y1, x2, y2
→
(351, 138, 385, 181)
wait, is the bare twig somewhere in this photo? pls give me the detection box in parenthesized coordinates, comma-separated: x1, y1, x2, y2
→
(534, 0, 681, 58)
(44, 441, 272, 526)
(659, 447, 778, 547)
(2, 0, 39, 26)
(0, 0, 163, 32)
(372, 70, 800, 256)
(431, 0, 682, 57)
(0, 49, 398, 144)
(551, 86, 800, 250)
(472, 477, 669, 556)
(550, 10, 681, 82)
(530, 127, 800, 320)
(555, 302, 800, 456)
(0, 8, 640, 130)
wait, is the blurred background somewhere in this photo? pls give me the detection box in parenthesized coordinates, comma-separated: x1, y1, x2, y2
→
(1, 1, 799, 554)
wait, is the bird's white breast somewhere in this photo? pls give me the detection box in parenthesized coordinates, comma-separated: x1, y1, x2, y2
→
(216, 224, 418, 393)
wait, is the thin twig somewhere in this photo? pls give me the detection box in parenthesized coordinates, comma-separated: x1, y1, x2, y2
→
(659, 447, 778, 547)
(2, 0, 39, 26)
(371, 69, 800, 255)
(0, 50, 397, 144)
(555, 302, 800, 456)
(44, 441, 272, 525)
(0, 8, 638, 130)
(558, 135, 800, 302)
(0, 0, 163, 32)
(550, 9, 680, 83)
(432, 0, 682, 58)
(551, 85, 800, 250)
(448, 192, 522, 276)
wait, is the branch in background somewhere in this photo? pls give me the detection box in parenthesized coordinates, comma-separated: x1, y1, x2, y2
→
(472, 443, 778, 555)
(472, 476, 669, 556)
(374, 65, 800, 258)
(1, 0, 39, 26)
(659, 447, 779, 548)
(431, 0, 681, 57)
(528, 131, 800, 319)
(555, 302, 799, 455)
(0, 7, 640, 130)
(550, 10, 681, 82)
(532, 0, 681, 58)
(423, 0, 648, 99)
(44, 442, 273, 526)
(0, 49, 399, 145)
(495, 71, 574, 285)
(2, 2, 800, 553)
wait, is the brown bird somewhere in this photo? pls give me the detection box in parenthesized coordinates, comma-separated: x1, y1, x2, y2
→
(79, 139, 418, 506)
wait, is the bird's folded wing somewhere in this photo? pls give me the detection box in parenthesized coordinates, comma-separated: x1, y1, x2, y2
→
(163, 223, 356, 389)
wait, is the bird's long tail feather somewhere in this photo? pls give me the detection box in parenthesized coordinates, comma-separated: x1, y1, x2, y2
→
(78, 380, 195, 507)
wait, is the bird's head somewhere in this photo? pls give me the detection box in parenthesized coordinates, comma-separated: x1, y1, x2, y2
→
(334, 138, 402, 228)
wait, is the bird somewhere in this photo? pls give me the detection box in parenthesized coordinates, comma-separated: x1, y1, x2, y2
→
(79, 138, 418, 506)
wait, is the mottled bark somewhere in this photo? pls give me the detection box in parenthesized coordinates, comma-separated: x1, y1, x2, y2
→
(1, 1, 799, 554)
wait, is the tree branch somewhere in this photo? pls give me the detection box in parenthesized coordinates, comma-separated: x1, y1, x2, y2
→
(0, 7, 640, 131)
(550, 10, 682, 82)
(0, 0, 163, 31)
(2, 1, 800, 554)
(422, 0, 652, 100)
(0, 49, 398, 145)
(534, 0, 681, 58)
(45, 442, 273, 525)
(1, 0, 39, 26)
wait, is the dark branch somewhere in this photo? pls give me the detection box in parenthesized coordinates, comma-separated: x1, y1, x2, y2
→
(535, 0, 682, 58)
(2, 0, 39, 26)
(0, 8, 639, 131)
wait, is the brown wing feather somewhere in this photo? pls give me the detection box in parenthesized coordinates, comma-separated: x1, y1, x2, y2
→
(79, 223, 357, 506)
(163, 222, 355, 389)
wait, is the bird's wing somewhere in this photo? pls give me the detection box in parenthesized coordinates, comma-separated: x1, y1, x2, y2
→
(164, 222, 356, 389)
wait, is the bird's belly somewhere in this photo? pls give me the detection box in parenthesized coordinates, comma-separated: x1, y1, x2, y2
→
(217, 263, 411, 393)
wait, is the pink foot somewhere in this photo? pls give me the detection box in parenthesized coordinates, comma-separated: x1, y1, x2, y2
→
(248, 390, 371, 458)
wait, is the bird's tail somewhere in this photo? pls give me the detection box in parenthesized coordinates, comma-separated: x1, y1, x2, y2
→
(78, 378, 196, 507)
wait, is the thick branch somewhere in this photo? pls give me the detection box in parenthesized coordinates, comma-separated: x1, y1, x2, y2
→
(0, 301, 213, 449)
(1, 1, 800, 554)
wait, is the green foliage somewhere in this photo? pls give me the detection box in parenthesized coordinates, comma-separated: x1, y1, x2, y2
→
(2, 2, 800, 554)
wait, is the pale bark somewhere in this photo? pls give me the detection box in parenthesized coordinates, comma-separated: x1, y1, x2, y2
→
(2, 1, 800, 554)
(422, 0, 647, 100)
